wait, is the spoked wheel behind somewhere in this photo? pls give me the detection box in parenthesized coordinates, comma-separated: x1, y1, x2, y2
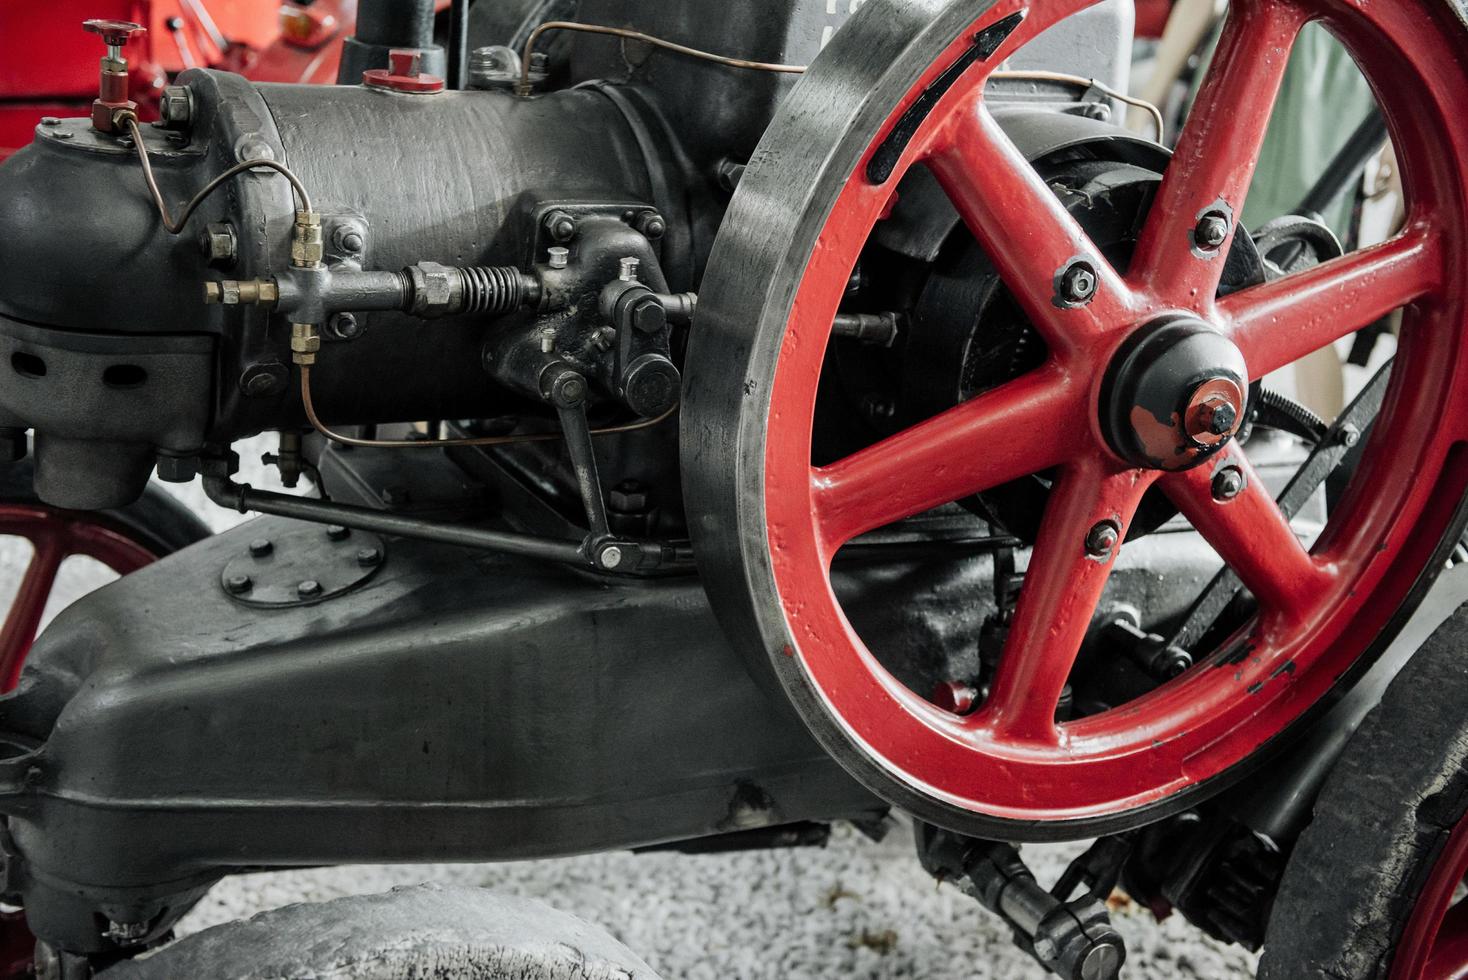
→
(683, 0, 1468, 838)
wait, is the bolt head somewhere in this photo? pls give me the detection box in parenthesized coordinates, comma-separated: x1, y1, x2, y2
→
(326, 525, 351, 542)
(159, 85, 193, 128)
(1059, 261, 1098, 304)
(327, 312, 362, 341)
(1339, 424, 1361, 448)
(609, 481, 650, 513)
(1195, 213, 1231, 250)
(1202, 400, 1238, 436)
(248, 538, 274, 558)
(638, 213, 667, 240)
(297, 579, 323, 598)
(547, 246, 570, 270)
(200, 222, 237, 266)
(545, 211, 577, 242)
(599, 545, 624, 570)
(155, 455, 197, 483)
(1085, 520, 1121, 559)
(1211, 465, 1246, 501)
(631, 297, 668, 334)
(225, 573, 253, 595)
(357, 546, 383, 568)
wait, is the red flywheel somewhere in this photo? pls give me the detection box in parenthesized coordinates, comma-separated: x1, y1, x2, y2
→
(684, 0, 1468, 837)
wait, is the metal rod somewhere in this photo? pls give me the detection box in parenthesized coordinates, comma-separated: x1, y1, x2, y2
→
(203, 475, 589, 566)
(447, 0, 470, 90)
(1296, 108, 1389, 218)
(554, 400, 610, 538)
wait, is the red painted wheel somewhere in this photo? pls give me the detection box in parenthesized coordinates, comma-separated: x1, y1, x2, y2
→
(1397, 814, 1468, 980)
(0, 503, 158, 692)
(684, 0, 1468, 837)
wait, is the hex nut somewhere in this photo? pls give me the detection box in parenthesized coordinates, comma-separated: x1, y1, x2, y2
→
(155, 455, 197, 483)
(248, 538, 274, 558)
(637, 212, 667, 240)
(1085, 520, 1121, 559)
(1211, 465, 1246, 502)
(1059, 261, 1099, 304)
(544, 210, 577, 243)
(297, 579, 323, 598)
(326, 525, 351, 542)
(408, 262, 459, 317)
(159, 85, 193, 129)
(200, 222, 237, 266)
(357, 546, 383, 568)
(1194, 213, 1231, 251)
(225, 573, 253, 595)
(609, 481, 650, 513)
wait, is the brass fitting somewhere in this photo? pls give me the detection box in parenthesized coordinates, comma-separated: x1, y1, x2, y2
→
(291, 211, 324, 269)
(290, 323, 321, 366)
(203, 279, 279, 307)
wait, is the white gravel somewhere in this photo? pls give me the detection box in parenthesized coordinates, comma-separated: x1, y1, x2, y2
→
(3, 439, 1257, 978)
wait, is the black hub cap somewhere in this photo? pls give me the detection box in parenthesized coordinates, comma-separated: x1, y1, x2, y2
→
(1100, 317, 1248, 471)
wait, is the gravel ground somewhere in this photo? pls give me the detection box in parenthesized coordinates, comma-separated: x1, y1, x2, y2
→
(3, 439, 1258, 979)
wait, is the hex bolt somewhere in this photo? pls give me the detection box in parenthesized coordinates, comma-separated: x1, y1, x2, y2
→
(326, 525, 351, 542)
(1211, 465, 1246, 502)
(1059, 261, 1098, 305)
(544, 210, 577, 243)
(199, 222, 238, 266)
(225, 573, 253, 595)
(547, 246, 570, 270)
(637, 212, 667, 240)
(159, 84, 193, 129)
(599, 545, 624, 570)
(326, 312, 362, 341)
(1194, 212, 1231, 251)
(1201, 400, 1238, 436)
(248, 538, 274, 558)
(1085, 520, 1121, 559)
(357, 546, 383, 568)
(297, 579, 323, 598)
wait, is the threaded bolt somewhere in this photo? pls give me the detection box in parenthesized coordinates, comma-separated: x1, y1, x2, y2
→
(1085, 520, 1121, 559)
(1195, 213, 1231, 251)
(1211, 465, 1246, 502)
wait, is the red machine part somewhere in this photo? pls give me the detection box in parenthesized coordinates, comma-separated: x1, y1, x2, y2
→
(1134, 0, 1175, 38)
(1394, 814, 1468, 979)
(0, 504, 158, 693)
(761, 0, 1468, 825)
(363, 48, 445, 94)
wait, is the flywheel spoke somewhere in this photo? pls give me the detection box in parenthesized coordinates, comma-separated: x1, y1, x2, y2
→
(812, 364, 1085, 552)
(1129, 0, 1306, 308)
(0, 533, 67, 691)
(929, 102, 1135, 351)
(1161, 446, 1333, 617)
(1222, 226, 1444, 378)
(972, 457, 1156, 744)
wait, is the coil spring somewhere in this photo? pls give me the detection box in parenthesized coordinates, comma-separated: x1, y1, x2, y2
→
(459, 266, 530, 315)
(1257, 387, 1329, 444)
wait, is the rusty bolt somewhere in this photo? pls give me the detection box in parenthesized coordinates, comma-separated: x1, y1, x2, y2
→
(1211, 465, 1246, 502)
(1085, 520, 1121, 559)
(544, 210, 577, 243)
(637, 212, 667, 240)
(200, 223, 237, 266)
(1195, 213, 1231, 251)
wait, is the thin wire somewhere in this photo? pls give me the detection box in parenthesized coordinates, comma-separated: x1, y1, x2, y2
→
(519, 21, 804, 93)
(299, 365, 676, 449)
(124, 116, 313, 234)
(990, 70, 1166, 142)
(516, 25, 1165, 141)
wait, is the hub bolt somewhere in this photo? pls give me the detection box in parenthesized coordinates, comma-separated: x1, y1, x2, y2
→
(1211, 465, 1246, 502)
(1058, 260, 1099, 305)
(1085, 520, 1121, 560)
(225, 573, 253, 595)
(1200, 400, 1238, 436)
(1194, 212, 1231, 251)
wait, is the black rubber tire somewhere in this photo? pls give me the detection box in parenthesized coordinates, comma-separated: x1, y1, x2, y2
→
(101, 883, 662, 980)
(0, 457, 210, 558)
(1259, 594, 1468, 979)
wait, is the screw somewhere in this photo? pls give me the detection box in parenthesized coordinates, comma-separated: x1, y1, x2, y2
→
(225, 573, 253, 595)
(599, 545, 624, 570)
(1059, 261, 1098, 304)
(159, 85, 193, 129)
(618, 257, 641, 282)
(1195, 212, 1231, 251)
(1085, 520, 1121, 559)
(1338, 423, 1361, 448)
(297, 579, 323, 598)
(326, 525, 351, 542)
(1211, 465, 1246, 502)
(248, 538, 274, 558)
(326, 312, 361, 341)
(357, 546, 383, 567)
(547, 246, 570, 270)
(637, 212, 667, 240)
(544, 210, 577, 242)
